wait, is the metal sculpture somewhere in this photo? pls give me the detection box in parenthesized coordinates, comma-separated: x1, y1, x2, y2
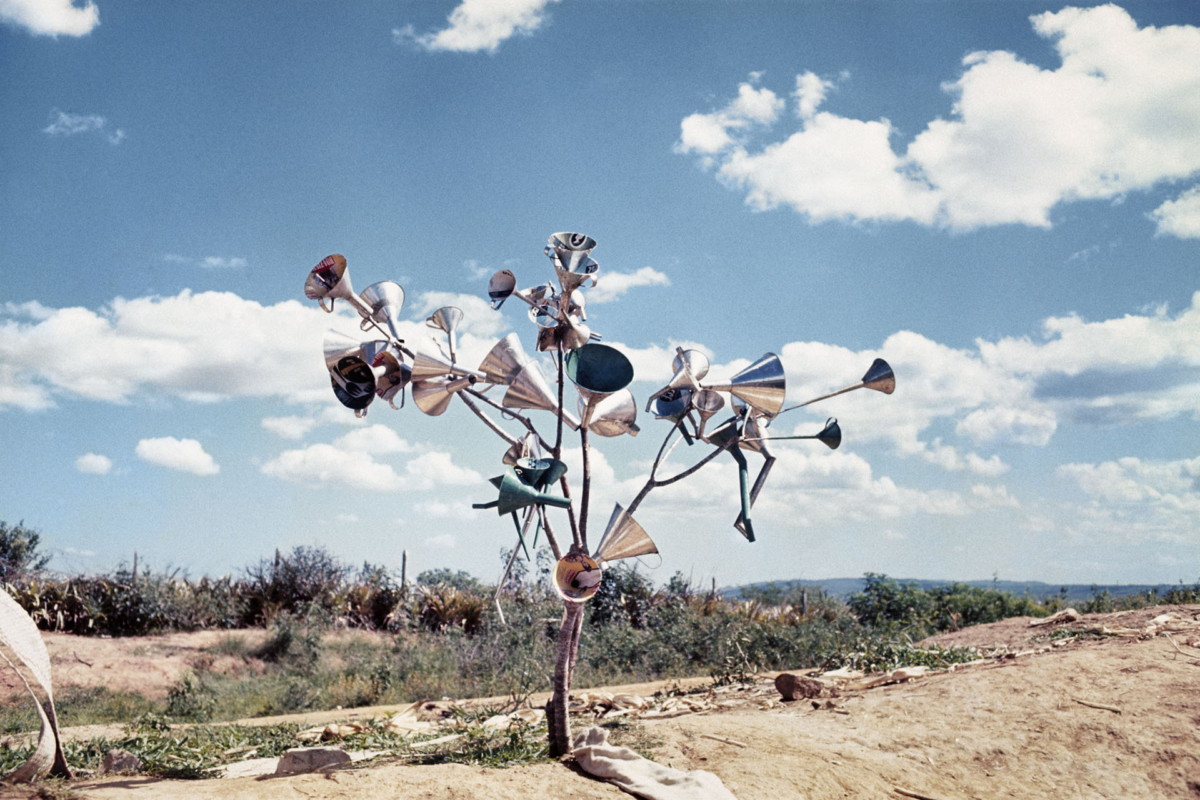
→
(303, 232, 895, 754)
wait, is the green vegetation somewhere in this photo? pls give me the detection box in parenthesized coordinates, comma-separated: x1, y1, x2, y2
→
(1, 522, 1196, 779)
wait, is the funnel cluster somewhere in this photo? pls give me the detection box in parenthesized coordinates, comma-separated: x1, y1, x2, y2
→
(304, 234, 897, 605)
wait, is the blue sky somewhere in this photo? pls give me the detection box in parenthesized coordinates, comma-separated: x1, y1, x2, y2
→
(1, 0, 1198, 588)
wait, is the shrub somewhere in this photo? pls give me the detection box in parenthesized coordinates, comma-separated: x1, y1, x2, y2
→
(0, 520, 50, 583)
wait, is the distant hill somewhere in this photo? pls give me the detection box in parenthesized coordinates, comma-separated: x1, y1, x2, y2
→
(724, 577, 1190, 603)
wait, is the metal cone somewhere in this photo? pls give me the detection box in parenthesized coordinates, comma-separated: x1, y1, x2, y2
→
(478, 333, 532, 385)
(411, 375, 472, 416)
(706, 353, 786, 418)
(595, 504, 658, 564)
(502, 362, 582, 430)
(584, 389, 640, 437)
(359, 281, 406, 342)
(862, 359, 895, 394)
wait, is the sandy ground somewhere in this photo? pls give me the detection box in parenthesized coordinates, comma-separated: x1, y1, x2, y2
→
(3, 605, 1200, 799)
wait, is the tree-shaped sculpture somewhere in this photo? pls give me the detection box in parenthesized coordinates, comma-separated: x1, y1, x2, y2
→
(304, 233, 896, 754)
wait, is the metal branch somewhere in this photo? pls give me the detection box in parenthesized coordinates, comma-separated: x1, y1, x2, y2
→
(551, 349, 582, 548)
(463, 387, 552, 452)
(539, 506, 563, 561)
(457, 393, 520, 447)
(627, 438, 734, 517)
(579, 426, 591, 552)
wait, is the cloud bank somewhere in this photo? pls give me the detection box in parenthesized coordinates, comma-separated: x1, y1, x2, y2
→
(678, 5, 1200, 234)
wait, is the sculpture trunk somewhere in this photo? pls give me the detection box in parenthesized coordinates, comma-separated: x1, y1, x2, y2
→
(549, 600, 584, 756)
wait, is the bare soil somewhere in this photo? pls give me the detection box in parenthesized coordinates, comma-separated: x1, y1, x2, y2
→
(5, 606, 1200, 799)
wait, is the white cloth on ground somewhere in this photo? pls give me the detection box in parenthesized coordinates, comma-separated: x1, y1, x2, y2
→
(572, 726, 738, 800)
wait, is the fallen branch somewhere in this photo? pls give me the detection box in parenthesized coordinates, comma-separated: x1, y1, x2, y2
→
(894, 787, 950, 800)
(72, 652, 93, 667)
(699, 734, 747, 748)
(1071, 697, 1122, 714)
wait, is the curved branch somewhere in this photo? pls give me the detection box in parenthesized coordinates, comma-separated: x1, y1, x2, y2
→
(457, 393, 520, 447)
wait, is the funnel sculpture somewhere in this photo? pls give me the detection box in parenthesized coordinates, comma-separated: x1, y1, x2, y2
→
(306, 255, 373, 318)
(503, 362, 582, 430)
(359, 281, 406, 342)
(704, 353, 786, 419)
(305, 230, 897, 760)
(781, 358, 896, 414)
(584, 389, 640, 438)
(426, 306, 464, 363)
(565, 344, 634, 428)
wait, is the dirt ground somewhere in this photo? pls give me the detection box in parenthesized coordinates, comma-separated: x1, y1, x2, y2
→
(5, 605, 1200, 799)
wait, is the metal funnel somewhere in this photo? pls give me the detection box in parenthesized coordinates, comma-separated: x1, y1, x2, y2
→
(583, 388, 640, 437)
(411, 375, 472, 416)
(488, 269, 516, 309)
(705, 353, 786, 418)
(478, 333, 532, 385)
(359, 281, 406, 342)
(425, 306, 464, 363)
(502, 362, 582, 430)
(594, 504, 658, 565)
(305, 254, 372, 318)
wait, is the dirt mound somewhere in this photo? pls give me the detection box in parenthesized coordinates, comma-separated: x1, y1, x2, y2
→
(8, 606, 1200, 799)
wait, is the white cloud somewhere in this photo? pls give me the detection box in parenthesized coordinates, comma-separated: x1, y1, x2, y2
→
(394, 0, 559, 54)
(334, 424, 415, 455)
(43, 110, 122, 144)
(680, 6, 1200, 230)
(588, 267, 671, 304)
(1150, 186, 1200, 239)
(404, 451, 482, 486)
(261, 443, 407, 492)
(261, 437, 478, 493)
(1058, 456, 1200, 543)
(677, 79, 785, 157)
(135, 436, 219, 476)
(75, 452, 111, 475)
(261, 416, 317, 440)
(0, 289, 386, 410)
(794, 71, 834, 119)
(1, 0, 98, 36)
(414, 500, 475, 521)
(956, 405, 1058, 446)
(424, 533, 457, 548)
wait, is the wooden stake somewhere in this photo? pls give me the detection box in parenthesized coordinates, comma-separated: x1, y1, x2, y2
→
(1071, 697, 1122, 714)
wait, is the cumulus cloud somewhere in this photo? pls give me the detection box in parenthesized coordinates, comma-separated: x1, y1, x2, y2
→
(677, 80, 786, 157)
(1058, 456, 1200, 543)
(43, 110, 122, 144)
(1, 0, 98, 36)
(588, 267, 671, 304)
(1150, 186, 1200, 239)
(0, 289, 407, 410)
(135, 437, 219, 476)
(75, 452, 111, 474)
(394, 0, 559, 54)
(679, 6, 1200, 230)
(261, 416, 317, 440)
(261, 431, 479, 493)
